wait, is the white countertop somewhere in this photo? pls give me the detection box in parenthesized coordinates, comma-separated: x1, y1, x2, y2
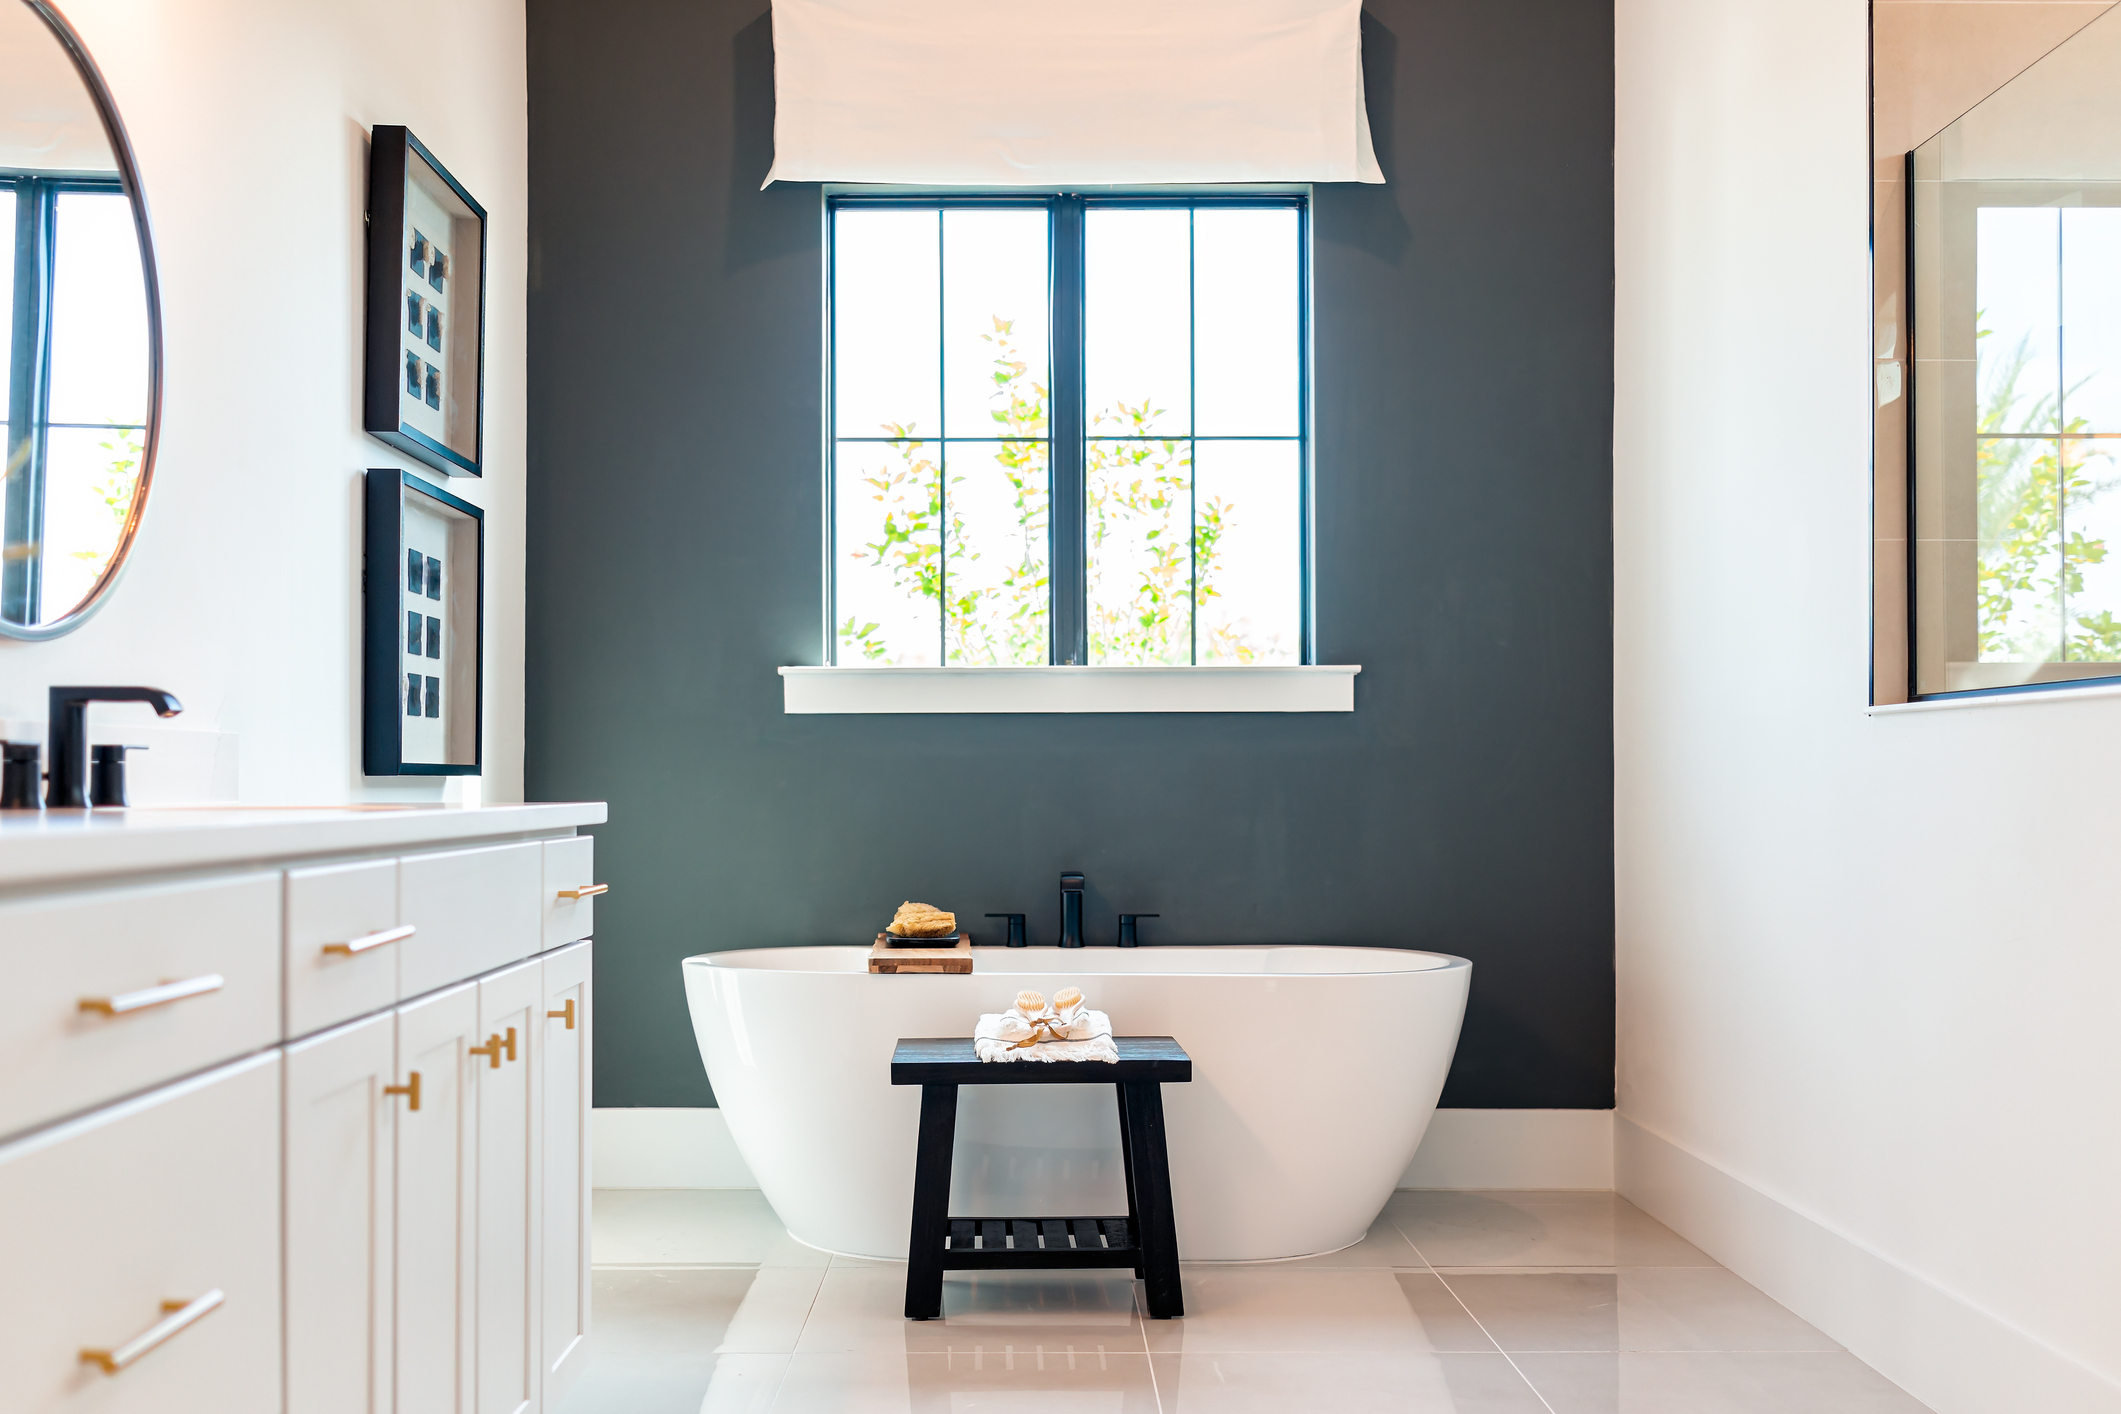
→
(0, 802, 608, 889)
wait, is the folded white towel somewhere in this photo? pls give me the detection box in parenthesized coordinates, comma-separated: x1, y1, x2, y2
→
(974, 1007, 1118, 1063)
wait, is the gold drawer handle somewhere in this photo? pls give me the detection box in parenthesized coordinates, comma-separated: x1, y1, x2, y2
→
(385, 1072, 421, 1110)
(79, 974, 225, 1017)
(548, 999, 575, 1030)
(323, 924, 415, 957)
(469, 1027, 517, 1068)
(81, 1290, 224, 1374)
(557, 884, 607, 900)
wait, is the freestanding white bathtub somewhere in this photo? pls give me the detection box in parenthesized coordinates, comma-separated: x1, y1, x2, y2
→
(683, 945, 1470, 1262)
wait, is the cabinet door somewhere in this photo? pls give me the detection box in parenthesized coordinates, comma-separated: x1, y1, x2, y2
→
(0, 1053, 280, 1414)
(539, 942, 591, 1407)
(396, 982, 479, 1414)
(476, 959, 542, 1414)
(285, 1012, 396, 1414)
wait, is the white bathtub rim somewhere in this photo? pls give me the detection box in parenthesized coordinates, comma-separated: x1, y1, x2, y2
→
(684, 944, 1473, 978)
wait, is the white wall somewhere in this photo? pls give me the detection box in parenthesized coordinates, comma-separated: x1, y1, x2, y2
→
(0, 0, 527, 804)
(1615, 1, 2121, 1410)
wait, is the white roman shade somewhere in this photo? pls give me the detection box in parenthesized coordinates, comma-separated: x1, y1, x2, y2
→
(765, 0, 1383, 187)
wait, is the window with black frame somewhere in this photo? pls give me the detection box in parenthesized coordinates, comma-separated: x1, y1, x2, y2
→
(828, 194, 1308, 667)
(0, 172, 148, 625)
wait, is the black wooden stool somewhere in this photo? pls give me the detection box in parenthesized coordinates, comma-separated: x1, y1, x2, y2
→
(891, 1036, 1190, 1320)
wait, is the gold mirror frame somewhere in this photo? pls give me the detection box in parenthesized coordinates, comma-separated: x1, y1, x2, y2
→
(0, 0, 162, 641)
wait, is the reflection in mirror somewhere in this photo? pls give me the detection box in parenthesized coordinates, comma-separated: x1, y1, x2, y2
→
(1909, 7, 2121, 697)
(0, 0, 156, 637)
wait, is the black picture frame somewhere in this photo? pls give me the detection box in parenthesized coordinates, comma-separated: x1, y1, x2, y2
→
(364, 126, 487, 478)
(363, 469, 484, 776)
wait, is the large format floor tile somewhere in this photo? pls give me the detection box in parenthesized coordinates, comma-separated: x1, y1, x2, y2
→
(1512, 1351, 1939, 1413)
(554, 1268, 763, 1414)
(1440, 1269, 1843, 1354)
(1152, 1351, 1549, 1412)
(1387, 1190, 1715, 1269)
(798, 1266, 1145, 1354)
(1143, 1269, 1496, 1354)
(556, 1190, 1938, 1414)
(769, 1351, 1162, 1412)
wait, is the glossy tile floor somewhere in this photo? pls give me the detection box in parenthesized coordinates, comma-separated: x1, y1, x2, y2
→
(555, 1188, 1936, 1413)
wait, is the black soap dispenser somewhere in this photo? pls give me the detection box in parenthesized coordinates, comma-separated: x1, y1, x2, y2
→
(1, 742, 40, 809)
(89, 744, 145, 807)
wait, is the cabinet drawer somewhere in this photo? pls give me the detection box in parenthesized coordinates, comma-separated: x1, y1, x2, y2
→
(0, 1052, 281, 1413)
(399, 842, 541, 999)
(286, 859, 401, 1039)
(541, 835, 597, 950)
(0, 872, 280, 1141)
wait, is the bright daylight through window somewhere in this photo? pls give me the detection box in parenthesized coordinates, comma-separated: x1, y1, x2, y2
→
(0, 177, 148, 625)
(829, 196, 1306, 668)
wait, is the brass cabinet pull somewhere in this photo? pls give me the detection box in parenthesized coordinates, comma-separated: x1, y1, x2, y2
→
(557, 884, 607, 900)
(80, 1290, 224, 1373)
(323, 924, 414, 957)
(547, 999, 576, 1030)
(384, 1072, 421, 1110)
(469, 1027, 517, 1068)
(79, 974, 224, 1017)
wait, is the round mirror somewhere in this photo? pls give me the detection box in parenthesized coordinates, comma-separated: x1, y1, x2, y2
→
(0, 0, 158, 639)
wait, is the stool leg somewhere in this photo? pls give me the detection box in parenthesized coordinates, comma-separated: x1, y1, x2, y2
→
(1121, 1081, 1183, 1319)
(904, 1082, 958, 1319)
(1114, 1084, 1145, 1278)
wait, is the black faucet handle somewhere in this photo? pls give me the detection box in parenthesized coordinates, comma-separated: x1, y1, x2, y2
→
(984, 913, 1028, 947)
(1117, 914, 1160, 948)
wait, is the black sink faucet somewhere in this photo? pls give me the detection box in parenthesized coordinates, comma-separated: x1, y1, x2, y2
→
(1059, 872, 1085, 948)
(47, 686, 182, 808)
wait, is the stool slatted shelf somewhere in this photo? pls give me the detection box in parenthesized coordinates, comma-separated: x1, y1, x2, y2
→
(891, 1036, 1189, 1320)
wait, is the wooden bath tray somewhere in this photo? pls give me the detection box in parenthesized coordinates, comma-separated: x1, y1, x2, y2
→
(869, 934, 973, 974)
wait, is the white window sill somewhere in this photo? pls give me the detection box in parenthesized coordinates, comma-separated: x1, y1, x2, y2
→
(779, 665, 1361, 714)
(1866, 679, 2121, 715)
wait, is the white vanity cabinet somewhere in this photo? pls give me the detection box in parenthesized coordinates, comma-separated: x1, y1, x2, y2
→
(0, 803, 604, 1414)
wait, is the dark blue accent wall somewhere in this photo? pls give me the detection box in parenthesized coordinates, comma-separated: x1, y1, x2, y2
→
(525, 0, 1615, 1109)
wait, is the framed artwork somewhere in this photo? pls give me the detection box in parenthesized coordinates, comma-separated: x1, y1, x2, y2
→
(363, 469, 483, 775)
(364, 125, 486, 477)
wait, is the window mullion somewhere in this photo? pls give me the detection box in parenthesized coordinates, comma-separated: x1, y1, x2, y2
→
(1049, 195, 1087, 664)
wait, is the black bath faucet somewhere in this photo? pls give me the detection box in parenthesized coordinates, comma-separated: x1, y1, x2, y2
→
(1059, 872, 1085, 948)
(47, 686, 182, 808)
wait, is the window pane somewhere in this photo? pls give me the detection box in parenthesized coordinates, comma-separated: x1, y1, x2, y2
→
(943, 209, 1048, 440)
(2064, 437, 2121, 661)
(48, 190, 148, 427)
(1975, 433, 2063, 662)
(1087, 435, 1191, 664)
(835, 209, 939, 439)
(1085, 209, 1190, 437)
(36, 424, 141, 622)
(1195, 441, 1301, 664)
(2061, 208, 2121, 433)
(1977, 207, 2060, 435)
(944, 440, 1049, 664)
(834, 438, 940, 664)
(1195, 209, 1300, 436)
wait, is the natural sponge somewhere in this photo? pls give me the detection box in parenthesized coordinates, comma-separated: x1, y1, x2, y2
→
(889, 901, 957, 937)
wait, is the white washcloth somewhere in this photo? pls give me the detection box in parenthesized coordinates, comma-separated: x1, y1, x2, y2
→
(974, 1008, 1118, 1063)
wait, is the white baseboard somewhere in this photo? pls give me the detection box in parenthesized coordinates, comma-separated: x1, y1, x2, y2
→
(1617, 1113, 2121, 1414)
(590, 1107, 1612, 1192)
(593, 1108, 759, 1188)
(1398, 1108, 1614, 1189)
